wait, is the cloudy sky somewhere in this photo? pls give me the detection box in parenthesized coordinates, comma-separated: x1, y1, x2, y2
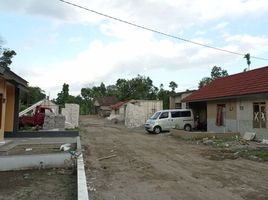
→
(1, 0, 268, 98)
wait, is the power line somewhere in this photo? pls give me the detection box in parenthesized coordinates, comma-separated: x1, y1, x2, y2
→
(59, 0, 268, 61)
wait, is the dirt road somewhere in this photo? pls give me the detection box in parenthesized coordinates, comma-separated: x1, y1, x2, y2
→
(80, 115, 268, 200)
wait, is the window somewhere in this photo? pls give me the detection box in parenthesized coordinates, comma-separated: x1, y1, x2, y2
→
(150, 112, 161, 120)
(115, 109, 119, 114)
(171, 111, 180, 118)
(253, 102, 266, 128)
(216, 104, 225, 126)
(181, 111, 191, 117)
(171, 111, 191, 118)
(159, 112, 169, 119)
(175, 103, 182, 109)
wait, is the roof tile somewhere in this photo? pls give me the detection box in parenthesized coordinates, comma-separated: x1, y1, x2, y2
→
(183, 66, 268, 102)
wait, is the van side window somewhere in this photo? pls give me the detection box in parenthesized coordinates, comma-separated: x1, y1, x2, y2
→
(159, 112, 169, 119)
(171, 111, 180, 118)
(181, 111, 191, 117)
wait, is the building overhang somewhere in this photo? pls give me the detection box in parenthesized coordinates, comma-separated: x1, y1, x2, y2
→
(184, 92, 268, 103)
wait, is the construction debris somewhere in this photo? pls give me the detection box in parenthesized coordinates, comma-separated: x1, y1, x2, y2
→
(98, 154, 117, 161)
(243, 132, 256, 141)
(60, 143, 71, 151)
(261, 139, 268, 144)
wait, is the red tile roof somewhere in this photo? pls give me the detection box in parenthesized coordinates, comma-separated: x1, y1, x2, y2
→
(110, 100, 130, 110)
(183, 66, 268, 102)
(95, 96, 118, 106)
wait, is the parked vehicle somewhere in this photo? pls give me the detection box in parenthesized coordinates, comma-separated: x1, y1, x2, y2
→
(145, 109, 194, 133)
(19, 105, 53, 128)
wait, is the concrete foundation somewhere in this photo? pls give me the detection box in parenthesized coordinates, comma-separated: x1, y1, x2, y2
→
(0, 153, 72, 171)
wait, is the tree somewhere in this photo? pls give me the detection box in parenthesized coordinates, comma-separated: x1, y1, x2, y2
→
(106, 85, 118, 97)
(199, 66, 228, 88)
(157, 83, 170, 109)
(56, 83, 70, 106)
(115, 75, 157, 100)
(0, 49, 16, 68)
(244, 53, 251, 70)
(0, 38, 16, 68)
(169, 81, 178, 93)
(99, 82, 106, 96)
(19, 86, 46, 111)
(210, 66, 228, 79)
(80, 87, 94, 115)
(198, 77, 211, 88)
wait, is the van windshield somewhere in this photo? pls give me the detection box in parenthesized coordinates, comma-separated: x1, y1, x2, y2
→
(150, 112, 161, 120)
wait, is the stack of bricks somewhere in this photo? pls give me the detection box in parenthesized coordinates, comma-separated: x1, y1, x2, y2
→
(43, 113, 65, 130)
(54, 115, 66, 130)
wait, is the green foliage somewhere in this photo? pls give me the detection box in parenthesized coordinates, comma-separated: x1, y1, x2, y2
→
(116, 75, 158, 100)
(19, 86, 46, 111)
(0, 49, 16, 68)
(210, 66, 228, 79)
(198, 77, 212, 88)
(0, 39, 16, 68)
(238, 149, 268, 161)
(169, 81, 178, 93)
(55, 83, 70, 106)
(157, 83, 170, 109)
(54, 75, 180, 114)
(199, 66, 229, 88)
(244, 53, 251, 68)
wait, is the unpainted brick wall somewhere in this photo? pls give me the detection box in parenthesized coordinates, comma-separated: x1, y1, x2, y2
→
(62, 104, 80, 128)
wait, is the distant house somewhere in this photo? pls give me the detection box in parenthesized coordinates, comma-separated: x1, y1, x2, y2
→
(183, 66, 268, 140)
(0, 66, 28, 142)
(94, 96, 118, 117)
(169, 90, 195, 109)
(109, 99, 163, 128)
(109, 100, 130, 122)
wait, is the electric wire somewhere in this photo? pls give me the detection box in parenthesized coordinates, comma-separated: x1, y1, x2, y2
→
(59, 0, 268, 61)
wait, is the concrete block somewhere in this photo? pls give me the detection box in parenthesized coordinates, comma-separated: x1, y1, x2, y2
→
(243, 132, 256, 141)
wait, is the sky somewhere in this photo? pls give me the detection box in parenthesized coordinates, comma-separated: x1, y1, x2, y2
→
(1, 0, 268, 98)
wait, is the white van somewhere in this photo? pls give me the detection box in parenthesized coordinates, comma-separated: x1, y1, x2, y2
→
(145, 109, 194, 133)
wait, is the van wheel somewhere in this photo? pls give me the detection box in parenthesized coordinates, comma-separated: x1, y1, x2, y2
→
(153, 126, 161, 134)
(184, 124, 191, 131)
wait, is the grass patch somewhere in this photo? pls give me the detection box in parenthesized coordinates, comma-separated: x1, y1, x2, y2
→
(65, 127, 79, 131)
(238, 149, 268, 161)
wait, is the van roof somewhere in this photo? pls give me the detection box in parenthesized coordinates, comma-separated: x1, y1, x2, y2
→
(156, 109, 192, 112)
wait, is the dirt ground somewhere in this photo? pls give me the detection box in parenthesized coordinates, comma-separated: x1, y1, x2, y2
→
(80, 115, 268, 200)
(0, 168, 77, 200)
(0, 143, 76, 156)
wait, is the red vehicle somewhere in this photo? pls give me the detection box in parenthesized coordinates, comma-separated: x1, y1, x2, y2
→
(19, 106, 53, 128)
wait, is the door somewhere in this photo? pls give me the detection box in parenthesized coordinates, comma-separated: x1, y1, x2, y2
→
(158, 111, 172, 130)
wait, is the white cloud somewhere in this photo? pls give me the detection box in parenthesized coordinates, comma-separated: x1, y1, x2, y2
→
(224, 34, 268, 54)
(212, 22, 229, 30)
(2, 0, 268, 29)
(3, 0, 268, 97)
(23, 31, 260, 97)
